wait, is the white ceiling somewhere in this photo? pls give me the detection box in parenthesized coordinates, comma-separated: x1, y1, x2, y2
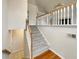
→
(29, 0, 76, 13)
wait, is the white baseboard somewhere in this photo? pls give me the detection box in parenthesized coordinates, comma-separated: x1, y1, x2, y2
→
(49, 48, 65, 59)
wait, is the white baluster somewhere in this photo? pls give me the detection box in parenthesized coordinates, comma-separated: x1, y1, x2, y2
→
(61, 8, 62, 25)
(53, 12, 54, 25)
(54, 11, 55, 25)
(52, 12, 53, 25)
(67, 6, 69, 25)
(56, 11, 57, 25)
(47, 15, 49, 25)
(64, 7, 66, 25)
(58, 10, 59, 25)
(71, 4, 73, 24)
(54, 12, 55, 25)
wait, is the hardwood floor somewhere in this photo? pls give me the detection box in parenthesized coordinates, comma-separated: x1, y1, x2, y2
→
(33, 50, 61, 59)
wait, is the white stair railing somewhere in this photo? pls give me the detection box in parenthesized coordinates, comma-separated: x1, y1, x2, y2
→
(36, 3, 76, 26)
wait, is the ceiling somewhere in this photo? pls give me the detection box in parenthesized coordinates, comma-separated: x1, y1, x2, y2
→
(29, 0, 76, 14)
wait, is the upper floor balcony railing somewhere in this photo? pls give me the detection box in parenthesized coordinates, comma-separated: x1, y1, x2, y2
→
(36, 2, 76, 26)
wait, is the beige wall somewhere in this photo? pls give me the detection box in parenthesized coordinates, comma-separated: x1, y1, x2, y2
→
(8, 30, 24, 52)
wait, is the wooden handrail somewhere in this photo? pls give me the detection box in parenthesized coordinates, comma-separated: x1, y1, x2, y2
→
(36, 2, 76, 18)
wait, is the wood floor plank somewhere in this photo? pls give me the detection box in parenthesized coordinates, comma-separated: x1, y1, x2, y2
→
(33, 50, 61, 59)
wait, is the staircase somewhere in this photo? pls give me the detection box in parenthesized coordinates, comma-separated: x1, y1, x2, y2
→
(30, 25, 61, 59)
(30, 26, 49, 57)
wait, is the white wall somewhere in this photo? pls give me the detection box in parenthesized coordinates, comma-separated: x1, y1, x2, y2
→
(8, 0, 27, 29)
(2, 0, 28, 50)
(2, 0, 10, 59)
(29, 4, 38, 25)
(3, 0, 28, 59)
(2, 0, 9, 50)
(38, 26, 77, 59)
